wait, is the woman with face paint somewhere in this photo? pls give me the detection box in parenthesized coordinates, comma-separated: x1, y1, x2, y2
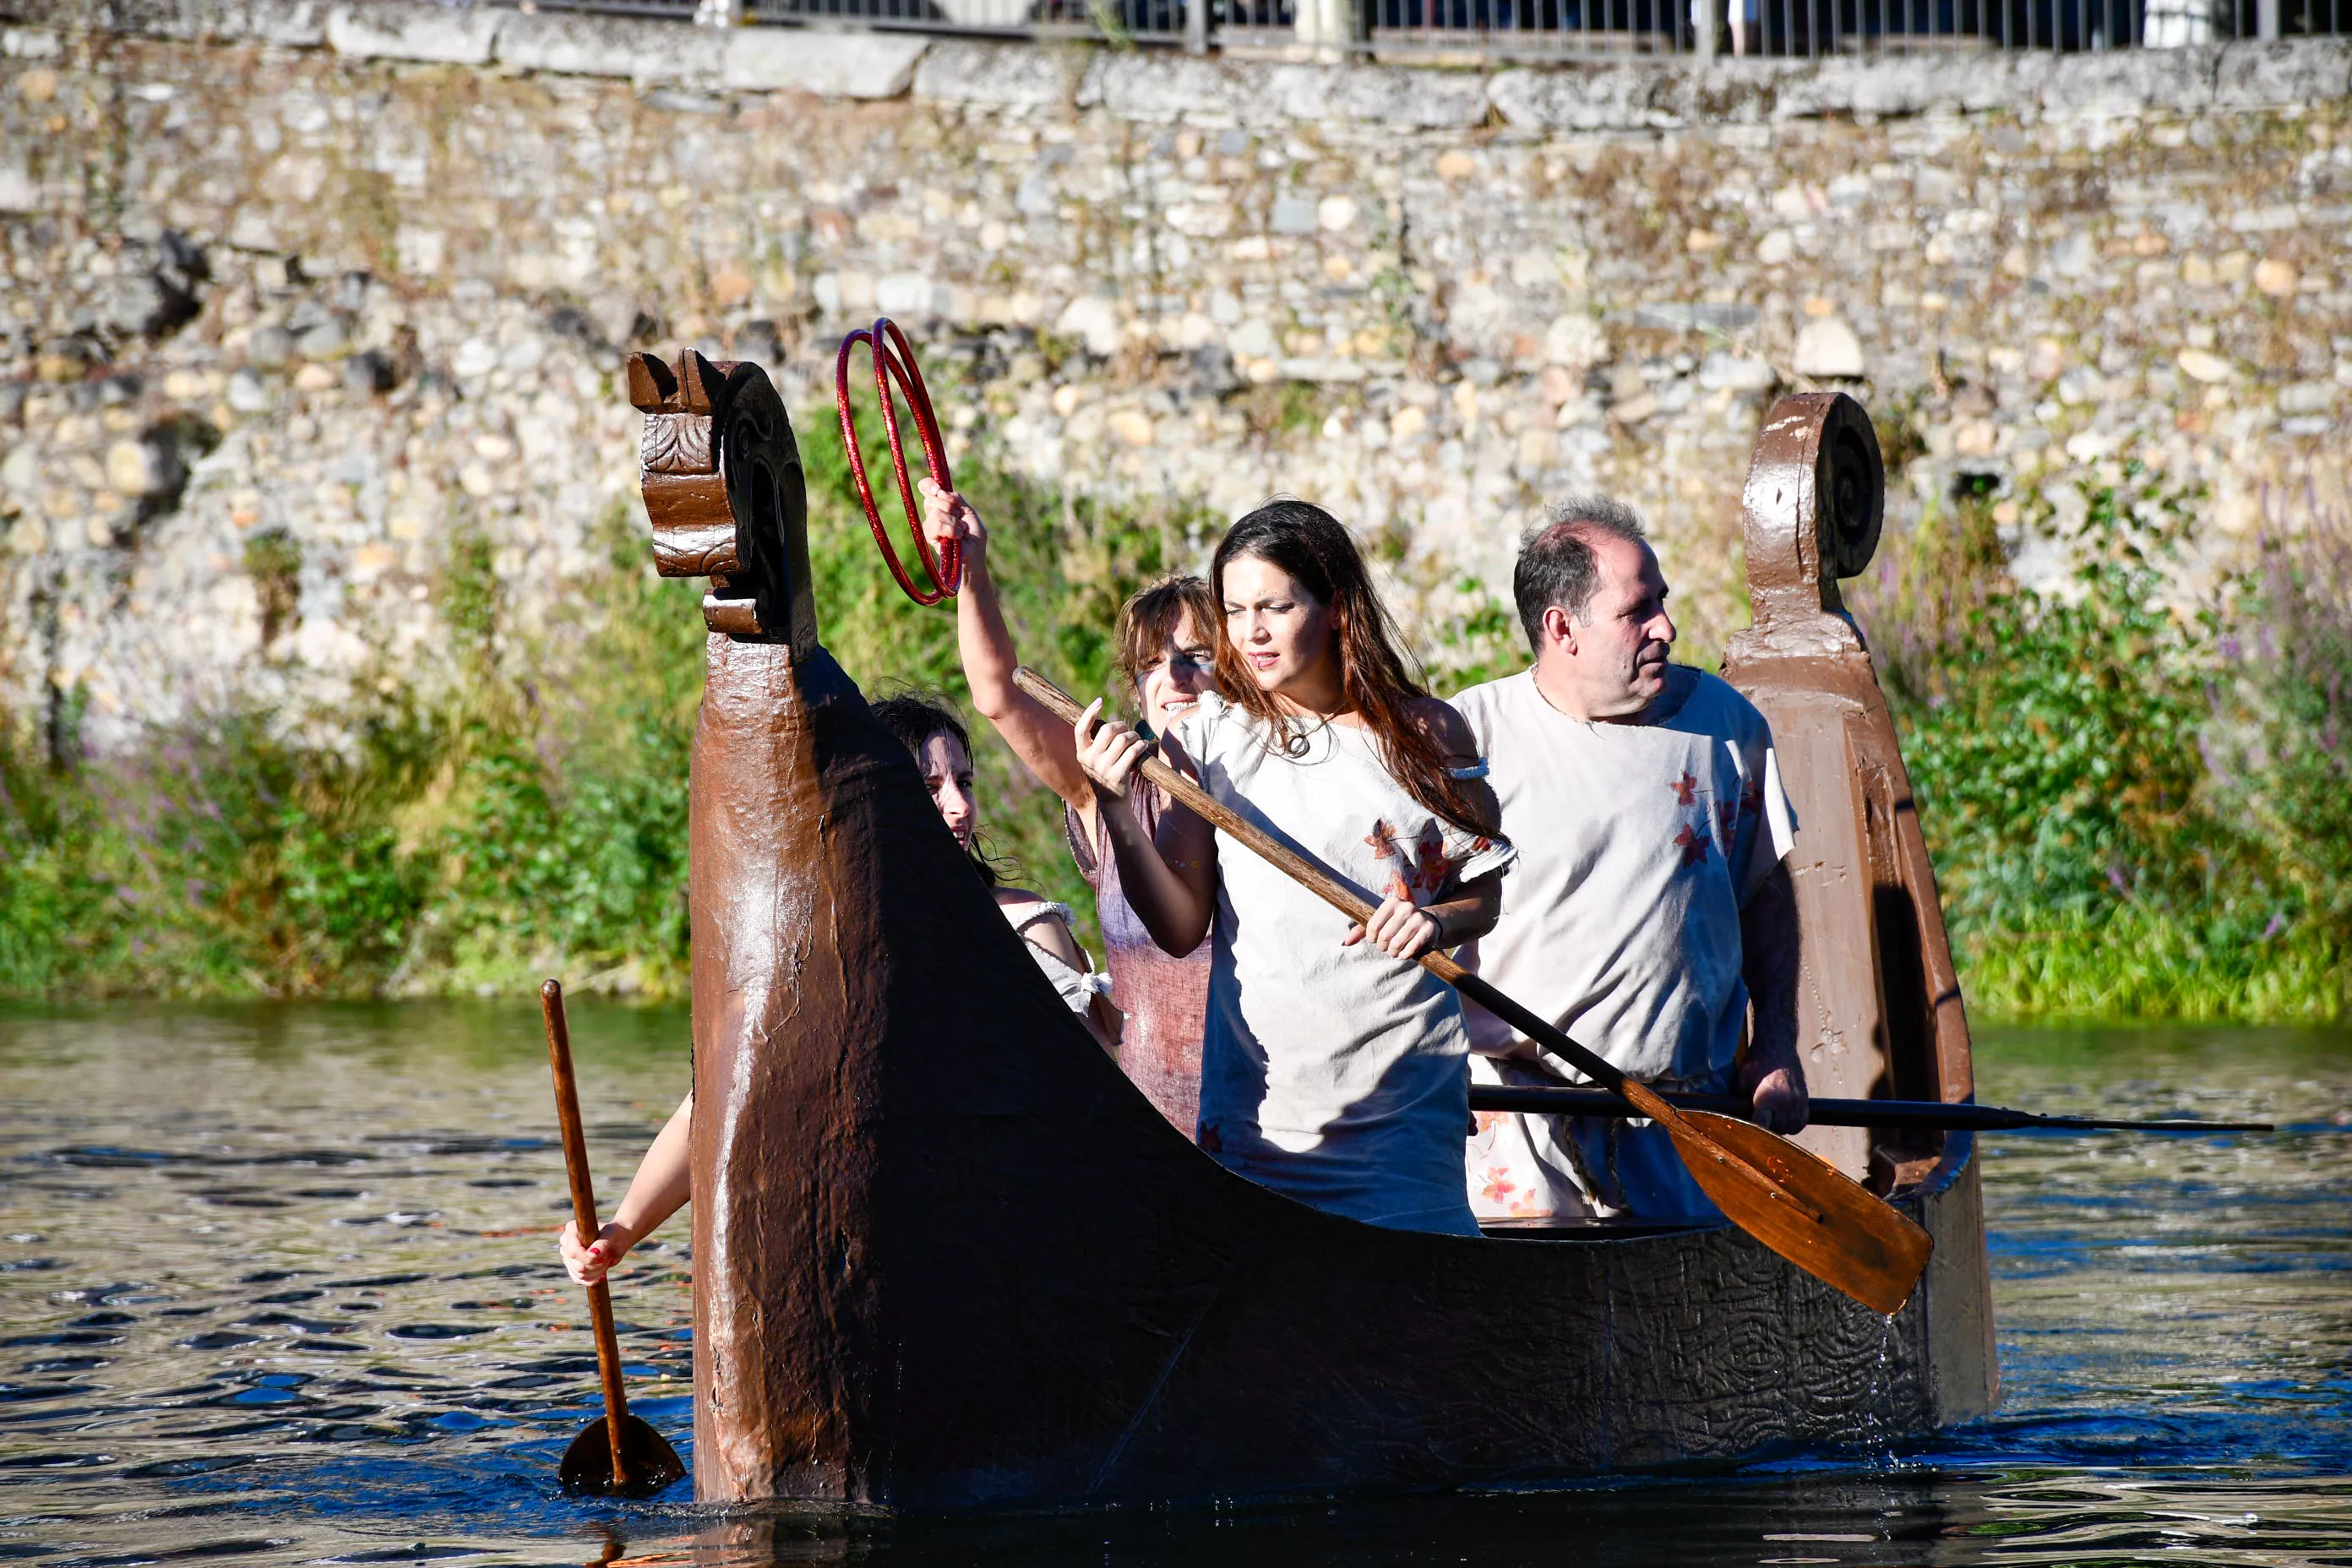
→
(1075, 499, 1515, 1236)
(921, 479, 1221, 1141)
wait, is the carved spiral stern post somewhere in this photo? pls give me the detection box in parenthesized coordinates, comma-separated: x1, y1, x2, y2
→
(1723, 389, 1997, 1425)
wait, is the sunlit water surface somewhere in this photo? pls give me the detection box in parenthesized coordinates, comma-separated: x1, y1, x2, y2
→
(1, 1004, 2344, 1567)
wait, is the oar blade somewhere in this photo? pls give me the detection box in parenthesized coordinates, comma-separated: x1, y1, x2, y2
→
(1665, 1110, 1934, 1317)
(559, 1414, 688, 1500)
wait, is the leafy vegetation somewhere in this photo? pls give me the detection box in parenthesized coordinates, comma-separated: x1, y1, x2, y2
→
(0, 401, 1203, 999)
(3, 417, 2347, 1021)
(1857, 468, 2351, 1021)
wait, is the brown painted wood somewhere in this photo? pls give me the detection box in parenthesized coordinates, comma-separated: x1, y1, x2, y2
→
(1723, 392, 1998, 1398)
(1724, 394, 1976, 1173)
(628, 351, 1996, 1514)
(542, 980, 688, 1500)
(1011, 667, 1931, 1316)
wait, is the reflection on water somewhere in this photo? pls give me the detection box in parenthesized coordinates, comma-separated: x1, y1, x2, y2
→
(0, 1005, 2345, 1565)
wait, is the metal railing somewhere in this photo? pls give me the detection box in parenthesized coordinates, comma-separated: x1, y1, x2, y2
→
(501, 0, 2342, 54)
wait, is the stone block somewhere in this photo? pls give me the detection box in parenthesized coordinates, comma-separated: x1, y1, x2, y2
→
(326, 1, 498, 65)
(721, 29, 927, 99)
(1056, 296, 1123, 357)
(1755, 48, 2000, 120)
(1793, 317, 1865, 379)
(1270, 196, 1317, 235)
(1699, 351, 1775, 393)
(2214, 38, 2352, 108)
(1487, 65, 1659, 132)
(22, 0, 326, 44)
(1084, 53, 1266, 122)
(1774, 55, 1958, 119)
(2039, 46, 2210, 114)
(496, 10, 721, 84)
(1270, 63, 1488, 129)
(2176, 347, 2235, 384)
(914, 39, 1066, 107)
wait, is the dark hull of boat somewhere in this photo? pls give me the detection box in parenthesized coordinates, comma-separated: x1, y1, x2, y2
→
(624, 357, 2001, 1516)
(683, 639, 1998, 1516)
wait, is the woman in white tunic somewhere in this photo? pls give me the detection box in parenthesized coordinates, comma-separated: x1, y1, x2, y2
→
(1076, 501, 1514, 1236)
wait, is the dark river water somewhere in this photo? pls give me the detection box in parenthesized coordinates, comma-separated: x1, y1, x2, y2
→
(1, 1004, 2345, 1566)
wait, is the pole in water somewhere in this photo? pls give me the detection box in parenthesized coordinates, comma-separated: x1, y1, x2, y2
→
(542, 979, 688, 1500)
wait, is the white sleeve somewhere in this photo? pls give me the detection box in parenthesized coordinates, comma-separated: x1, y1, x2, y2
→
(1740, 745, 1799, 906)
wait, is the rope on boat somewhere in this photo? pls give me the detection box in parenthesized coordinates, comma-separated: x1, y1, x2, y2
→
(836, 316, 960, 606)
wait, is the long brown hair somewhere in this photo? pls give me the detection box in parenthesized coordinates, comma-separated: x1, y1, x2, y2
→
(1210, 499, 1488, 834)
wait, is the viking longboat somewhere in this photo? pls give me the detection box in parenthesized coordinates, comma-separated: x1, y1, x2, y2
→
(624, 348, 1998, 1514)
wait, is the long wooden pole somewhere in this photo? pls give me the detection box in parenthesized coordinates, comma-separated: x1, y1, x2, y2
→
(1469, 1083, 2274, 1134)
(542, 979, 632, 1491)
(1011, 666, 1935, 1315)
(1014, 670, 1745, 1148)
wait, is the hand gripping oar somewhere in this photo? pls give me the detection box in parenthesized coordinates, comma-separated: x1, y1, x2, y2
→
(1013, 667, 1935, 1316)
(1468, 1084, 2275, 1135)
(542, 979, 688, 1500)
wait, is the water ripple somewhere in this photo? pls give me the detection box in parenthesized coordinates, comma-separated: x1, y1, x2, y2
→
(0, 1005, 2344, 1567)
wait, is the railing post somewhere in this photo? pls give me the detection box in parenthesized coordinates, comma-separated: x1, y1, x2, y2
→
(1186, 0, 1210, 52)
(695, 0, 743, 26)
(1293, 0, 1363, 58)
(2256, 0, 2280, 35)
(1694, 0, 1718, 59)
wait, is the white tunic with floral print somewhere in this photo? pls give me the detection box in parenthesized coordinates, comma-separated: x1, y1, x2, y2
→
(1170, 693, 1516, 1236)
(1449, 664, 1798, 1221)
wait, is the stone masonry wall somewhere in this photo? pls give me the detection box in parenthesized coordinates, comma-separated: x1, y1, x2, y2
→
(2, 0, 2348, 751)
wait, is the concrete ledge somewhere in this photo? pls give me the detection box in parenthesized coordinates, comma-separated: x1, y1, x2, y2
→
(493, 7, 723, 84)
(1081, 52, 1267, 122)
(5, 0, 2349, 122)
(2213, 35, 2352, 105)
(1487, 63, 1670, 131)
(1272, 62, 1489, 128)
(720, 27, 926, 97)
(913, 36, 1069, 106)
(1, 0, 325, 45)
(325, 0, 496, 63)
(2039, 45, 2215, 112)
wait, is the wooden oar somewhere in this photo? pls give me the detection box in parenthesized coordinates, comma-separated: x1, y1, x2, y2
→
(542, 979, 688, 1500)
(1468, 1083, 2275, 1134)
(1013, 666, 1935, 1316)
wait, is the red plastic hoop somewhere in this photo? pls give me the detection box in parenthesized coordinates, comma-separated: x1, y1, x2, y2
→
(836, 317, 960, 606)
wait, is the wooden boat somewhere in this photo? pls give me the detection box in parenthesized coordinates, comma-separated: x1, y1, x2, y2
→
(624, 351, 1997, 1515)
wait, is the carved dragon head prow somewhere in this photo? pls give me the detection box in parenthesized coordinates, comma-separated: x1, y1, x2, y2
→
(628, 350, 820, 661)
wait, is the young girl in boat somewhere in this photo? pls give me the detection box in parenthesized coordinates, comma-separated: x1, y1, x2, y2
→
(918, 477, 1220, 1139)
(1075, 499, 1514, 1236)
(557, 692, 1113, 1287)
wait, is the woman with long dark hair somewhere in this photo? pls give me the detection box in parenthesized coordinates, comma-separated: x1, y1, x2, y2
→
(1075, 500, 1513, 1235)
(868, 692, 1121, 1054)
